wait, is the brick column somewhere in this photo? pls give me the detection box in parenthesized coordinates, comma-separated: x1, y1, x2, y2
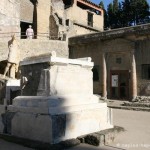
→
(102, 53, 107, 98)
(131, 51, 137, 100)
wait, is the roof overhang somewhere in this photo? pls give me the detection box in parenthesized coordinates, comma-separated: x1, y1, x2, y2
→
(69, 23, 150, 45)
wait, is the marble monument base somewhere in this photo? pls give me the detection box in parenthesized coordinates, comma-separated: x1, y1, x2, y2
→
(8, 96, 113, 144)
(5, 53, 113, 144)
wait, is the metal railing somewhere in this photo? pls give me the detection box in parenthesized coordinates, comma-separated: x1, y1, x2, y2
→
(0, 32, 60, 40)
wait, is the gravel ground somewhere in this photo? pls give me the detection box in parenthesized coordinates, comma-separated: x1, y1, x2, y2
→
(1, 109, 150, 150)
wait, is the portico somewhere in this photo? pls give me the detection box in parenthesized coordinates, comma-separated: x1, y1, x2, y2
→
(102, 52, 137, 100)
(69, 24, 150, 100)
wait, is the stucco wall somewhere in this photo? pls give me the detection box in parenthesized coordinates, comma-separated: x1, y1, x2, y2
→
(70, 39, 134, 96)
(135, 40, 150, 95)
(69, 41, 102, 94)
(69, 37, 150, 97)
(67, 24, 97, 38)
(66, 5, 103, 31)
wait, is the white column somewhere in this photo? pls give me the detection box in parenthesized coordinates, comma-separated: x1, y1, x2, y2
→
(131, 51, 137, 100)
(102, 53, 107, 98)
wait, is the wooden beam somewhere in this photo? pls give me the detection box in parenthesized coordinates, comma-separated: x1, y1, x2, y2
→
(77, 0, 103, 14)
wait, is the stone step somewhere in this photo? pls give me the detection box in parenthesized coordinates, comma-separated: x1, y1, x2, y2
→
(13, 95, 101, 107)
(77, 126, 125, 146)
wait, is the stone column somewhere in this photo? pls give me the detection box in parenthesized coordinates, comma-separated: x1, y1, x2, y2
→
(73, 0, 77, 5)
(36, 0, 50, 39)
(102, 53, 107, 98)
(130, 51, 137, 100)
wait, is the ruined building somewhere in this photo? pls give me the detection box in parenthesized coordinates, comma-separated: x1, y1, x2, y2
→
(0, 0, 113, 142)
(0, 0, 103, 39)
(1, 0, 150, 101)
(69, 24, 150, 100)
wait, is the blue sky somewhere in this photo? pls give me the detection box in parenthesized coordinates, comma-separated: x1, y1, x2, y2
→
(91, 0, 150, 9)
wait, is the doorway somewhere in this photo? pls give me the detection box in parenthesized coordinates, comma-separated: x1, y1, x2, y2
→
(110, 70, 129, 100)
(20, 22, 33, 39)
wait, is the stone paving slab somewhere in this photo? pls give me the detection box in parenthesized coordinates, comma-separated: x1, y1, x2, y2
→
(1, 109, 150, 150)
(77, 126, 124, 146)
(0, 138, 33, 150)
(107, 99, 150, 112)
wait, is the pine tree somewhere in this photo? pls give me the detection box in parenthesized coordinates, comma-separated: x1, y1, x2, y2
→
(99, 1, 108, 29)
(117, 2, 124, 27)
(107, 0, 120, 28)
(130, 0, 149, 25)
(122, 0, 133, 26)
(107, 3, 114, 28)
(104, 0, 150, 29)
(137, 0, 149, 24)
(113, 0, 119, 13)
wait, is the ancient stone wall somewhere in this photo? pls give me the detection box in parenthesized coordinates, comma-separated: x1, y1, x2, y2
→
(69, 41, 102, 94)
(20, 0, 33, 23)
(70, 35, 150, 97)
(0, 39, 68, 62)
(36, 0, 51, 39)
(49, 0, 103, 39)
(0, 0, 20, 39)
(69, 38, 137, 98)
(135, 40, 150, 96)
(67, 24, 97, 38)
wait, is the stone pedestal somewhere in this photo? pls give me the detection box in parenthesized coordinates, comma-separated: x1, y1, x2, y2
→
(7, 53, 113, 144)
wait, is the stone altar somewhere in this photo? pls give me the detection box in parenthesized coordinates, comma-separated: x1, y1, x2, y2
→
(7, 53, 113, 144)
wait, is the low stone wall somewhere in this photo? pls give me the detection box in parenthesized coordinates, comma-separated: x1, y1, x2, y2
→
(0, 39, 68, 62)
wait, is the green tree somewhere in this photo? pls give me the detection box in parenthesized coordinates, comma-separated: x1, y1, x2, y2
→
(113, 0, 119, 28)
(103, 0, 150, 29)
(107, 0, 120, 28)
(130, 0, 149, 25)
(107, 3, 114, 28)
(113, 0, 119, 13)
(99, 1, 108, 29)
(122, 0, 133, 26)
(117, 2, 124, 27)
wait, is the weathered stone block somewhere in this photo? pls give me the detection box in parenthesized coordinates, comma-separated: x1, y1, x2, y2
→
(5, 54, 113, 144)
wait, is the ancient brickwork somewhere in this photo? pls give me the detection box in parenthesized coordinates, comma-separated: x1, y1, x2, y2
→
(37, 0, 51, 38)
(0, 40, 68, 62)
(20, 0, 33, 23)
(0, 0, 20, 39)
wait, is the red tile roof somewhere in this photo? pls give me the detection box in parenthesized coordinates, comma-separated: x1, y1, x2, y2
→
(81, 0, 102, 9)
